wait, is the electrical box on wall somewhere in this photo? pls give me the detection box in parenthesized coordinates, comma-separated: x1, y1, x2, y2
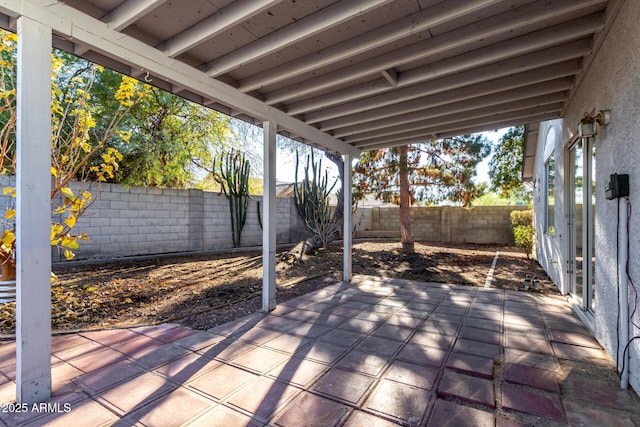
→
(605, 173, 629, 199)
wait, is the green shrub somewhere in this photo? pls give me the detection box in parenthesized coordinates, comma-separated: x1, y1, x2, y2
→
(510, 209, 533, 227)
(511, 209, 534, 257)
(513, 225, 535, 256)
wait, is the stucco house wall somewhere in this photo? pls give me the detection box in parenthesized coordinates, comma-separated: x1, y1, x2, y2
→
(531, 0, 640, 394)
(532, 120, 566, 293)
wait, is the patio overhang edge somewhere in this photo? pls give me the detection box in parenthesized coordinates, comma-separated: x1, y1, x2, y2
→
(0, 0, 361, 157)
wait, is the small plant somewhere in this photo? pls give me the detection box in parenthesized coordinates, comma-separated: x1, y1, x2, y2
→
(511, 209, 535, 258)
(510, 209, 533, 226)
(213, 150, 251, 248)
(294, 150, 338, 248)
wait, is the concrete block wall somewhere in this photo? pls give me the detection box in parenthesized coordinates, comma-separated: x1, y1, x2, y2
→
(449, 206, 524, 245)
(355, 205, 528, 245)
(42, 182, 305, 261)
(203, 195, 299, 248)
(411, 207, 443, 241)
(359, 207, 442, 240)
(0, 175, 526, 260)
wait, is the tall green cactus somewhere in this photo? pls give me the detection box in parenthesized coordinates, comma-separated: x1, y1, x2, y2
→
(214, 150, 251, 248)
(294, 150, 338, 248)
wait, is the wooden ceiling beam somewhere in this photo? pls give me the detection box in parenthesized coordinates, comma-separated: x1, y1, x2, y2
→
(159, 0, 283, 58)
(303, 43, 587, 125)
(265, 0, 604, 106)
(357, 112, 561, 151)
(352, 103, 562, 148)
(285, 13, 602, 115)
(236, 0, 503, 92)
(103, 0, 167, 31)
(331, 81, 573, 137)
(7, 0, 360, 155)
(319, 76, 575, 132)
(342, 93, 568, 143)
(203, 0, 393, 77)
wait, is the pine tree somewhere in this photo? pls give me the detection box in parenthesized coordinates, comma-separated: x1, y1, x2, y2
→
(354, 135, 490, 252)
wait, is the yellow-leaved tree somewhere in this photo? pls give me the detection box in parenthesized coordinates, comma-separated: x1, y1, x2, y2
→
(0, 31, 148, 280)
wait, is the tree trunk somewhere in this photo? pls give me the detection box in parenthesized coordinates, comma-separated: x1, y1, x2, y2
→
(399, 145, 414, 253)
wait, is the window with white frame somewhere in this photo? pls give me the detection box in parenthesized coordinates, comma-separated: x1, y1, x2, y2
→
(545, 152, 555, 235)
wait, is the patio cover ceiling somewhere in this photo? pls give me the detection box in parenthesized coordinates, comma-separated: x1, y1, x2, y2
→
(0, 0, 618, 156)
(0, 0, 624, 405)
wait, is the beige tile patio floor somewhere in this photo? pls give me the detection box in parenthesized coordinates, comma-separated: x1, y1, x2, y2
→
(0, 274, 638, 426)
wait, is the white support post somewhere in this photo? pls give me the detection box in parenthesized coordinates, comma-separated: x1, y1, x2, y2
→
(343, 154, 353, 282)
(262, 121, 277, 311)
(16, 17, 52, 404)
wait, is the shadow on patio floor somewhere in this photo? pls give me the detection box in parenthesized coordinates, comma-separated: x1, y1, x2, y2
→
(0, 274, 638, 426)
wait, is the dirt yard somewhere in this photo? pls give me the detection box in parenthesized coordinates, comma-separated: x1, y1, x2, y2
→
(0, 241, 555, 334)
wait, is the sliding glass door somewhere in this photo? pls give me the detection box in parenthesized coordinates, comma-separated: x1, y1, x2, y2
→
(567, 137, 596, 312)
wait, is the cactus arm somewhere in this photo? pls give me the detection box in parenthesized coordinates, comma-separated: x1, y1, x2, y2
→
(213, 150, 252, 248)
